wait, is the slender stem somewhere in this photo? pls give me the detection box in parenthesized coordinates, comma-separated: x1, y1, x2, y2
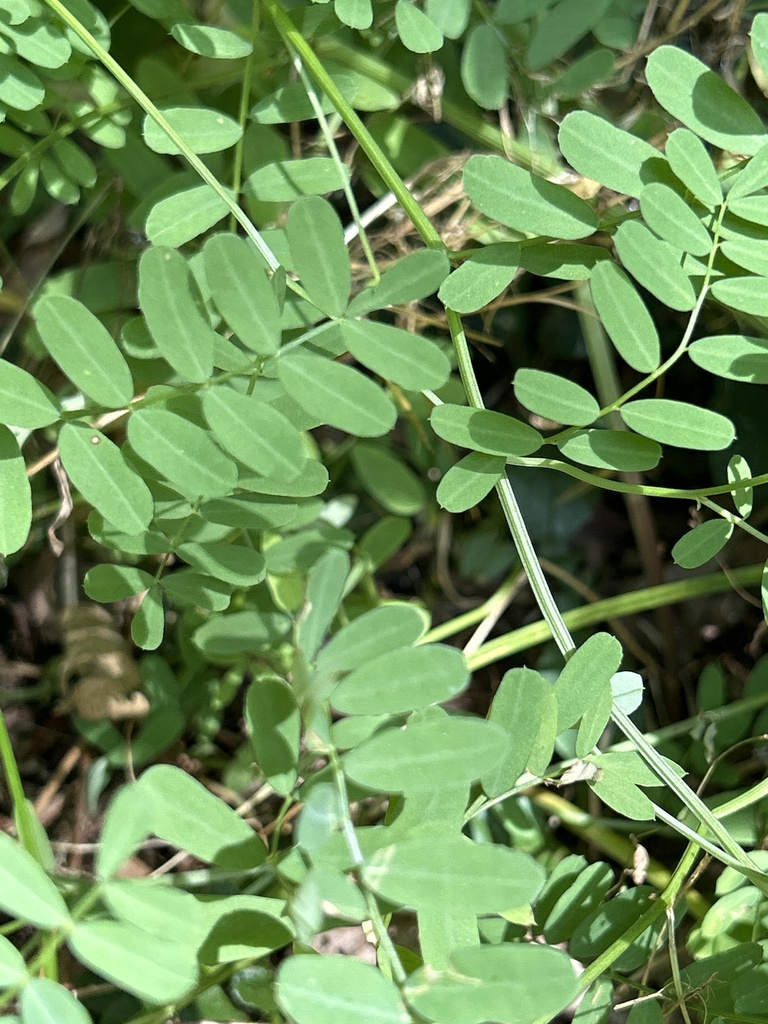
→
(0, 711, 37, 860)
(229, 2, 261, 230)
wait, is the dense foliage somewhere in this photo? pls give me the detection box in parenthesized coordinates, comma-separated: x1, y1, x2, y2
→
(3, 0, 768, 1022)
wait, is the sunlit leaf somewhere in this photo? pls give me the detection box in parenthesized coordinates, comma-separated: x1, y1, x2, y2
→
(559, 111, 662, 197)
(278, 351, 396, 437)
(614, 221, 696, 311)
(526, 0, 611, 70)
(0, 426, 31, 556)
(170, 23, 252, 58)
(347, 249, 449, 316)
(558, 429, 662, 472)
(431, 403, 543, 456)
(589, 261, 660, 372)
(514, 368, 599, 426)
(139, 247, 217, 382)
(728, 453, 753, 517)
(143, 106, 242, 154)
(287, 196, 350, 318)
(177, 540, 266, 586)
(438, 244, 519, 312)
(672, 519, 733, 569)
(711, 276, 768, 316)
(331, 644, 468, 715)
(461, 24, 507, 109)
(202, 386, 305, 477)
(19, 978, 91, 1024)
(337, 318, 450, 391)
(316, 603, 428, 676)
(0, 359, 60, 428)
(394, 0, 443, 52)
(646, 46, 768, 156)
(555, 632, 622, 733)
(364, 836, 544, 913)
(145, 184, 229, 247)
(621, 399, 735, 450)
(247, 157, 350, 201)
(204, 233, 282, 355)
(34, 295, 134, 408)
(246, 674, 300, 795)
(664, 128, 722, 208)
(0, 830, 70, 928)
(436, 452, 506, 512)
(464, 155, 598, 239)
(639, 182, 712, 256)
(688, 334, 768, 384)
(277, 956, 410, 1024)
(483, 668, 557, 797)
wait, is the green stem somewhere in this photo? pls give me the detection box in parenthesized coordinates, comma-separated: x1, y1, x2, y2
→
(467, 562, 763, 667)
(229, 2, 261, 229)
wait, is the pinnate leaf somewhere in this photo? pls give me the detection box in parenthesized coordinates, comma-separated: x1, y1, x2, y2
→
(395, 0, 443, 52)
(589, 261, 660, 372)
(526, 0, 612, 70)
(620, 399, 735, 451)
(316, 603, 428, 676)
(558, 429, 661, 472)
(247, 157, 350, 201)
(204, 234, 281, 355)
(278, 351, 396, 437)
(337, 318, 450, 391)
(664, 128, 722, 208)
(431, 403, 543, 456)
(0, 830, 70, 928)
(59, 423, 153, 535)
(0, 360, 60, 428)
(614, 221, 696, 311)
(461, 24, 507, 109)
(347, 249, 449, 316)
(35, 295, 133, 408)
(464, 155, 597, 239)
(20, 978, 92, 1024)
(514, 368, 599, 426)
(0, 426, 31, 556)
(438, 244, 519, 312)
(672, 519, 733, 569)
(202, 386, 305, 477)
(639, 183, 712, 257)
(711, 276, 768, 316)
(246, 674, 300, 795)
(288, 196, 350, 318)
(143, 106, 242, 154)
(647, 46, 768, 156)
(559, 111, 662, 197)
(350, 442, 426, 516)
(688, 334, 768, 384)
(277, 955, 410, 1024)
(436, 452, 506, 512)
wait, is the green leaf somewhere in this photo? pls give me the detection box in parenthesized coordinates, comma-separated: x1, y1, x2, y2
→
(514, 368, 598, 426)
(614, 221, 696, 311)
(363, 836, 543, 913)
(344, 715, 506, 791)
(246, 674, 300, 795)
(170, 23, 252, 58)
(711, 276, 768, 316)
(546, 48, 615, 100)
(555, 632, 622, 733)
(672, 519, 733, 569)
(541, 860, 614, 944)
(68, 920, 198, 1004)
(202, 387, 305, 477)
(405, 944, 577, 1024)
(131, 586, 165, 650)
(728, 454, 753, 517)
(200, 494, 299, 529)
(426, 0, 470, 37)
(336, 318, 450, 391)
(278, 351, 396, 437)
(177, 541, 266, 586)
(0, 360, 60, 429)
(97, 783, 151, 879)
(20, 978, 92, 1024)
(461, 24, 507, 109)
(436, 451, 506, 512)
(526, 0, 612, 70)
(143, 106, 242, 154)
(753, 13, 768, 80)
(277, 956, 410, 1024)
(727, 146, 768, 202)
(720, 236, 768, 276)
(588, 755, 660, 820)
(103, 879, 207, 941)
(559, 111, 663, 198)
(482, 668, 557, 798)
(128, 408, 237, 498)
(203, 234, 281, 355)
(664, 128, 723, 208)
(34, 295, 133, 408)
(316, 603, 428, 676)
(589, 261, 660, 372)
(347, 249, 450, 316)
(247, 157, 350, 201)
(430, 403, 542, 456)
(145, 184, 229, 247)
(84, 564, 154, 602)
(558, 429, 662, 472)
(193, 609, 290, 658)
(611, 671, 643, 716)
(350, 442, 426, 516)
(646, 47, 768, 156)
(519, 242, 609, 280)
(728, 195, 768, 226)
(161, 569, 232, 610)
(0, 934, 26, 986)
(0, 53, 44, 111)
(0, 829, 70, 928)
(639, 183, 712, 257)
(689, 334, 768, 384)
(251, 74, 355, 124)
(332, 644, 468, 715)
(0, 426, 31, 556)
(287, 196, 350, 318)
(296, 547, 349, 662)
(464, 155, 598, 239)
(139, 247, 217, 382)
(59, 423, 154, 534)
(140, 763, 267, 866)
(395, 0, 443, 53)
(335, 0, 373, 29)
(438, 244, 520, 313)
(620, 398, 735, 451)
